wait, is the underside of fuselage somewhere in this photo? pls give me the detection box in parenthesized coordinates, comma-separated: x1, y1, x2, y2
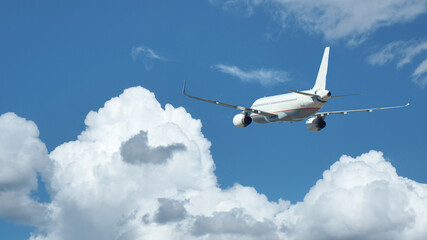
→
(250, 93, 326, 124)
(251, 107, 320, 123)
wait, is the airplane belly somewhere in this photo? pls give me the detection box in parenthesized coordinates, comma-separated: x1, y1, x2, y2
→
(250, 97, 325, 124)
(251, 108, 318, 123)
(252, 115, 269, 124)
(279, 108, 319, 121)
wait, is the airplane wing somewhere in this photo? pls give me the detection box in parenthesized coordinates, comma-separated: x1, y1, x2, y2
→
(314, 101, 410, 117)
(182, 82, 277, 118)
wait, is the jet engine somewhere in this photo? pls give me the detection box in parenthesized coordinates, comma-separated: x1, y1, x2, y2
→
(233, 113, 252, 128)
(306, 117, 326, 131)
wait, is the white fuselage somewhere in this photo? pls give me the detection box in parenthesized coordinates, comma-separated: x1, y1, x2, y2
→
(250, 91, 327, 123)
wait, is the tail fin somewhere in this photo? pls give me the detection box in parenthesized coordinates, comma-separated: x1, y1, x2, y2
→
(312, 46, 330, 90)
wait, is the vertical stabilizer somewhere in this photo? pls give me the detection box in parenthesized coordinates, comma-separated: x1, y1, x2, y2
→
(312, 47, 330, 90)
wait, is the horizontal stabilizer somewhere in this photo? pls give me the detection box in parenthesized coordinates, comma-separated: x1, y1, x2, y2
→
(331, 93, 361, 98)
(287, 89, 320, 97)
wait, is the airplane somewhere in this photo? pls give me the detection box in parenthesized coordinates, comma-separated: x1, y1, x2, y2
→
(183, 47, 410, 131)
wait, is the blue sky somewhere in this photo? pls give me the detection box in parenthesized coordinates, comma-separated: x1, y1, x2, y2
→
(1, 1, 427, 239)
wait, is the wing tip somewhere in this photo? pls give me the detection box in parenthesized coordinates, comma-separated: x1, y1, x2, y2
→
(182, 80, 187, 95)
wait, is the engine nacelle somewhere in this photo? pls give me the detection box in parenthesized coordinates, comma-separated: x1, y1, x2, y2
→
(306, 117, 326, 131)
(233, 114, 252, 128)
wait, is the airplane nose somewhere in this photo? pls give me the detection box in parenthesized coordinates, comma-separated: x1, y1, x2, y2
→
(328, 91, 331, 96)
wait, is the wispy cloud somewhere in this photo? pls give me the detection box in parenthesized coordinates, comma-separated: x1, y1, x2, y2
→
(366, 41, 406, 66)
(367, 40, 427, 87)
(214, 64, 290, 86)
(131, 45, 167, 70)
(211, 0, 427, 44)
(412, 59, 427, 87)
(211, 0, 258, 15)
(131, 45, 166, 61)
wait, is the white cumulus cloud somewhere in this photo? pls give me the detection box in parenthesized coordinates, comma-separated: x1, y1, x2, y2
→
(278, 150, 427, 240)
(211, 0, 427, 43)
(1, 86, 427, 240)
(214, 64, 290, 86)
(0, 113, 51, 226)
